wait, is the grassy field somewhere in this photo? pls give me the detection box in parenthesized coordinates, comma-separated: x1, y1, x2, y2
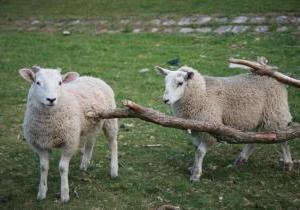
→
(0, 31, 300, 209)
(0, 0, 300, 209)
(1, 0, 300, 20)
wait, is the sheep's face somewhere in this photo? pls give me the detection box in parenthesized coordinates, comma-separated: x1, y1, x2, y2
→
(156, 66, 194, 105)
(19, 67, 79, 107)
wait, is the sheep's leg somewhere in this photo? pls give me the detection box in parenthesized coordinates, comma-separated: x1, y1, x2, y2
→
(103, 119, 118, 178)
(80, 134, 97, 171)
(190, 141, 208, 182)
(59, 151, 73, 203)
(234, 144, 256, 167)
(280, 142, 293, 171)
(36, 149, 50, 200)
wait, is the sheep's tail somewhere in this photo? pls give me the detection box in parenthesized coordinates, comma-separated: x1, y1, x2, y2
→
(228, 63, 252, 70)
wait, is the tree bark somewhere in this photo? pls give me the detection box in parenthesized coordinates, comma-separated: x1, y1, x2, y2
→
(86, 100, 300, 144)
(229, 58, 300, 88)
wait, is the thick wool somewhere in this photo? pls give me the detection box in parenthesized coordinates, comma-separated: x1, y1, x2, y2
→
(24, 76, 117, 154)
(159, 66, 293, 181)
(173, 68, 292, 132)
(21, 69, 119, 202)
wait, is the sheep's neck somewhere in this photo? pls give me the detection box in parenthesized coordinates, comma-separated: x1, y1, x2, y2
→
(172, 79, 207, 119)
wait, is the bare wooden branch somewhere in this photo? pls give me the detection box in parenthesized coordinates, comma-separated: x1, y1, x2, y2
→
(87, 100, 300, 144)
(87, 58, 300, 145)
(229, 58, 300, 88)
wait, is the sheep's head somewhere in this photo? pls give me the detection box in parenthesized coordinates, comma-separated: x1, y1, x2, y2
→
(19, 66, 79, 107)
(156, 66, 194, 105)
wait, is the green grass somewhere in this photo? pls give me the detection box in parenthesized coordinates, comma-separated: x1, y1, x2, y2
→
(0, 0, 300, 20)
(0, 32, 300, 209)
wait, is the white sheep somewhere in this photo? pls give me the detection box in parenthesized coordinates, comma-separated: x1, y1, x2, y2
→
(19, 66, 118, 202)
(156, 66, 293, 181)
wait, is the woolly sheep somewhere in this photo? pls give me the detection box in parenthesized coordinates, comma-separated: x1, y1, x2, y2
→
(19, 66, 118, 202)
(157, 66, 293, 181)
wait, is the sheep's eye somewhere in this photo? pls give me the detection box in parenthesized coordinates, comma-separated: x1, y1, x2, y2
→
(36, 81, 41, 85)
(177, 82, 183, 87)
(59, 81, 62, 86)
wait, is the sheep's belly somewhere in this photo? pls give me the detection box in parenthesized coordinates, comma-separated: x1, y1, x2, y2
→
(223, 108, 262, 130)
(29, 135, 65, 150)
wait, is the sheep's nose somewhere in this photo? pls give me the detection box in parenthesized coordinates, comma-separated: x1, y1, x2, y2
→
(163, 99, 169, 104)
(46, 98, 56, 103)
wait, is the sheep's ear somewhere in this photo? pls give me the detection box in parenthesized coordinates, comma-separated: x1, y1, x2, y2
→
(32, 66, 41, 73)
(62, 72, 79, 83)
(184, 71, 194, 80)
(155, 66, 171, 76)
(19, 68, 35, 82)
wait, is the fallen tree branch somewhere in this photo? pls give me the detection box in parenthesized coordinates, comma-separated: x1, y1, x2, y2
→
(229, 57, 300, 88)
(86, 58, 300, 144)
(86, 100, 300, 144)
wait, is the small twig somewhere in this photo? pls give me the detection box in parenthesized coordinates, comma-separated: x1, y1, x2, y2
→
(229, 58, 300, 88)
(73, 186, 79, 199)
(157, 204, 180, 210)
(144, 144, 162, 147)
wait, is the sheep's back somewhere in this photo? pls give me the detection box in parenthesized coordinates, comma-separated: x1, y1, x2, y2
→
(65, 76, 116, 111)
(65, 76, 116, 135)
(209, 74, 290, 131)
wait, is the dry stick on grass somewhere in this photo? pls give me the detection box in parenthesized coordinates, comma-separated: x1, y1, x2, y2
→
(157, 204, 180, 210)
(86, 58, 300, 144)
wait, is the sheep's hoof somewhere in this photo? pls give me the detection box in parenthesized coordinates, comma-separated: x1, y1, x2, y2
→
(234, 156, 247, 167)
(188, 166, 193, 174)
(110, 166, 118, 178)
(79, 163, 88, 171)
(283, 162, 293, 171)
(190, 167, 201, 182)
(190, 175, 201, 182)
(37, 193, 46, 201)
(80, 166, 88, 171)
(61, 194, 70, 203)
(110, 173, 118, 179)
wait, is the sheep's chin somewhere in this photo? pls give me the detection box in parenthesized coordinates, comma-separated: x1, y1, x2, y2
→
(171, 97, 183, 105)
(41, 102, 57, 107)
(168, 100, 178, 106)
